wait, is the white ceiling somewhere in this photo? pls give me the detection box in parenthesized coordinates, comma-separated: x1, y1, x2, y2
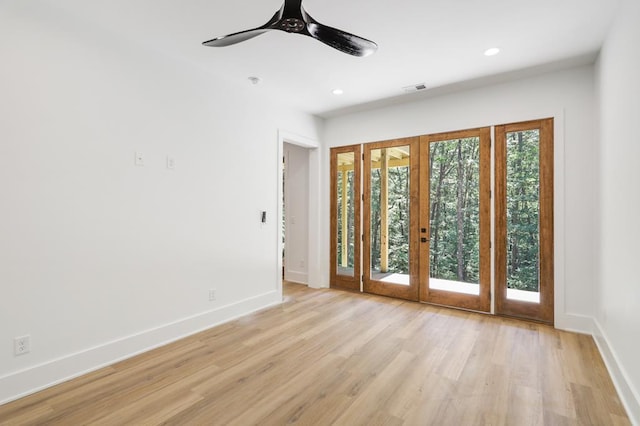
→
(43, 0, 619, 117)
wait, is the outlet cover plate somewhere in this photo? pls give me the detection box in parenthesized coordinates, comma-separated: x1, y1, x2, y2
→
(14, 335, 31, 356)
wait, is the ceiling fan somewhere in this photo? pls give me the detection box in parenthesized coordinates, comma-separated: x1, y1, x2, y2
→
(202, 0, 378, 57)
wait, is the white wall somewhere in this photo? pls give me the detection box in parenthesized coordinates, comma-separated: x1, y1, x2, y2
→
(323, 65, 597, 331)
(595, 0, 640, 422)
(284, 143, 310, 284)
(0, 2, 322, 403)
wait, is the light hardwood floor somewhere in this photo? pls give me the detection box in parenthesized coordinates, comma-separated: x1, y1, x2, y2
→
(0, 282, 630, 425)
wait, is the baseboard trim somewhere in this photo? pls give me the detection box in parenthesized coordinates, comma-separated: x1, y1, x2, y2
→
(0, 291, 282, 406)
(554, 312, 595, 334)
(284, 270, 308, 285)
(593, 320, 640, 425)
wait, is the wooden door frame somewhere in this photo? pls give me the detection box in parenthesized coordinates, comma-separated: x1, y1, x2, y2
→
(330, 145, 361, 292)
(495, 118, 554, 324)
(363, 137, 420, 301)
(418, 127, 491, 312)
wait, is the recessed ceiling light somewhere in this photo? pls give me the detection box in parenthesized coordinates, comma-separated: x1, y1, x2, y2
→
(248, 76, 262, 85)
(484, 47, 500, 57)
(332, 88, 344, 95)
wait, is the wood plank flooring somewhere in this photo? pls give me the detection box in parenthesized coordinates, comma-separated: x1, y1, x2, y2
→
(0, 282, 630, 425)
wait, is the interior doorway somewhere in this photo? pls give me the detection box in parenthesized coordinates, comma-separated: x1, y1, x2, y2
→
(283, 143, 310, 285)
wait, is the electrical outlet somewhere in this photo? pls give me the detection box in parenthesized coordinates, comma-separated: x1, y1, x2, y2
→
(209, 289, 216, 301)
(14, 335, 31, 356)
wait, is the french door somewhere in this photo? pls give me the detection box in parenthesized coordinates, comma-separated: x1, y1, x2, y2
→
(362, 137, 420, 301)
(329, 119, 554, 324)
(419, 128, 491, 312)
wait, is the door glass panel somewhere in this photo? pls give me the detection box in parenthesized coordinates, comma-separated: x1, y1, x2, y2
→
(336, 152, 356, 277)
(429, 138, 481, 295)
(506, 130, 540, 303)
(369, 146, 411, 285)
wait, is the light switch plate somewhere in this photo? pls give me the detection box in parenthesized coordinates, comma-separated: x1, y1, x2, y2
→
(135, 152, 144, 167)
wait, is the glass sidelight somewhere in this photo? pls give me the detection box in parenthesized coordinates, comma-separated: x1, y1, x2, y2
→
(495, 119, 554, 323)
(506, 129, 541, 302)
(419, 129, 491, 312)
(363, 138, 420, 301)
(330, 145, 361, 291)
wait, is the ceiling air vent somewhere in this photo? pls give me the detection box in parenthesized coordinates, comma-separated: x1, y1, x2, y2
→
(403, 83, 428, 93)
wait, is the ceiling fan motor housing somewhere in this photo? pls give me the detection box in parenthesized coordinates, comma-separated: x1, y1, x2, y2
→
(280, 18, 306, 33)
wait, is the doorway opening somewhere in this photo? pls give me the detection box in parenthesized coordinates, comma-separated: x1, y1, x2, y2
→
(283, 142, 310, 285)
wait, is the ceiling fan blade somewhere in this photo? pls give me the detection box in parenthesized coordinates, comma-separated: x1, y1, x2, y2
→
(203, 9, 283, 47)
(306, 21, 378, 57)
(203, 27, 272, 47)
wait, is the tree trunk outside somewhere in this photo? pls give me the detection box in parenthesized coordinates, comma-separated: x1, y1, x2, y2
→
(431, 143, 446, 277)
(456, 139, 465, 282)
